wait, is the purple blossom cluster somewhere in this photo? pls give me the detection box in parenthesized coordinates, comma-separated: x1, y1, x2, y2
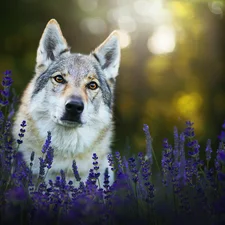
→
(1, 71, 225, 225)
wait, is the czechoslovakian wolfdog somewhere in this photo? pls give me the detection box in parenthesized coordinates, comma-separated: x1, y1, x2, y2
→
(13, 19, 121, 184)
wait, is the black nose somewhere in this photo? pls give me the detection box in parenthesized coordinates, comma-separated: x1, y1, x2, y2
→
(65, 99, 84, 115)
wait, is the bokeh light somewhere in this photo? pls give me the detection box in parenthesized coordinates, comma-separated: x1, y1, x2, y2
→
(208, 1, 224, 16)
(174, 92, 203, 117)
(117, 30, 131, 48)
(77, 0, 98, 12)
(80, 18, 107, 35)
(117, 16, 136, 33)
(147, 25, 176, 54)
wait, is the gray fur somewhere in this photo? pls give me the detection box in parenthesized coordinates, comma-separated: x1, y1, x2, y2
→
(13, 19, 121, 185)
(33, 53, 113, 108)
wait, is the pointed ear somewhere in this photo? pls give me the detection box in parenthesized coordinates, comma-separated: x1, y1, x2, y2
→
(92, 31, 121, 79)
(36, 19, 69, 74)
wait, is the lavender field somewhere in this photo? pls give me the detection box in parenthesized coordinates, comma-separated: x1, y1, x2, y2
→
(0, 70, 225, 225)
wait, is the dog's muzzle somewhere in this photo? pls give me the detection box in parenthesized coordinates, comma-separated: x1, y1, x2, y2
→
(61, 98, 84, 123)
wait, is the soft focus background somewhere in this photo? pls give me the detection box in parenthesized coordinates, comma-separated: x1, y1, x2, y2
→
(0, 0, 225, 156)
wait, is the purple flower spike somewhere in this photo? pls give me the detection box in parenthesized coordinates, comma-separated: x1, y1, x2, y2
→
(107, 153, 114, 171)
(217, 151, 225, 166)
(39, 157, 46, 177)
(6, 186, 27, 203)
(143, 124, 153, 164)
(128, 157, 138, 183)
(218, 131, 225, 142)
(41, 131, 51, 154)
(222, 121, 225, 130)
(45, 146, 54, 169)
(205, 139, 212, 161)
(92, 153, 100, 180)
(72, 160, 81, 182)
(17, 120, 26, 145)
(2, 70, 13, 87)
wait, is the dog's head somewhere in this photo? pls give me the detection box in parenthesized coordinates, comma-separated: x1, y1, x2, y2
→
(30, 19, 120, 127)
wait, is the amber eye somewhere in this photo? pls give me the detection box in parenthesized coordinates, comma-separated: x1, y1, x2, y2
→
(54, 75, 65, 84)
(87, 81, 98, 90)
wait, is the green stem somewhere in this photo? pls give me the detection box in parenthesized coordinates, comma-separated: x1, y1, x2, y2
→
(97, 178, 101, 188)
(134, 183, 139, 217)
(152, 146, 160, 171)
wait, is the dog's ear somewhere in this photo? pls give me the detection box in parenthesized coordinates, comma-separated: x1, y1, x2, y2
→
(36, 19, 69, 74)
(92, 31, 121, 79)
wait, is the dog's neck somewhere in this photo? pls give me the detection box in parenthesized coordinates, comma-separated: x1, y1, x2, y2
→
(27, 112, 112, 157)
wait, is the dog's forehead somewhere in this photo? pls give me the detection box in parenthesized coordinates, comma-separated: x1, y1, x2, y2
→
(58, 54, 97, 78)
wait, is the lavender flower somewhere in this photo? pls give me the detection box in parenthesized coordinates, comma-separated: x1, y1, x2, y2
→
(6, 186, 27, 203)
(92, 153, 100, 180)
(107, 153, 114, 171)
(0, 110, 4, 124)
(161, 138, 173, 186)
(218, 131, 225, 142)
(143, 124, 153, 164)
(41, 131, 51, 154)
(16, 120, 26, 145)
(38, 157, 46, 178)
(0, 70, 13, 107)
(128, 157, 138, 183)
(138, 152, 154, 203)
(1, 70, 13, 87)
(60, 169, 66, 189)
(205, 139, 212, 162)
(30, 151, 35, 167)
(217, 150, 225, 166)
(45, 146, 54, 169)
(187, 140, 200, 159)
(173, 126, 179, 163)
(184, 121, 195, 138)
(218, 121, 225, 142)
(138, 152, 151, 182)
(103, 168, 111, 200)
(115, 151, 124, 174)
(72, 160, 81, 182)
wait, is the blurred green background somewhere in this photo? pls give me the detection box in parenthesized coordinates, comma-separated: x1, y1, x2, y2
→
(0, 0, 225, 156)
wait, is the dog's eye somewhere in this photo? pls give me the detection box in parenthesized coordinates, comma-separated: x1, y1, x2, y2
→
(54, 75, 65, 84)
(87, 81, 98, 90)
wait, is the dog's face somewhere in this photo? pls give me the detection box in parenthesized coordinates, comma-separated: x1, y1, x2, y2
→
(30, 19, 120, 128)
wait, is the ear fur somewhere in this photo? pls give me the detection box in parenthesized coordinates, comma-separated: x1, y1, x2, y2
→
(36, 19, 69, 74)
(92, 31, 121, 79)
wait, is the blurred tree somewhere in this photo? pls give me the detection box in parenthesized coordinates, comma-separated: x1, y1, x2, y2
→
(0, 0, 224, 158)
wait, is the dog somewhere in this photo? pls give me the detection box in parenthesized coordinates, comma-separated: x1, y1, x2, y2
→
(13, 19, 121, 185)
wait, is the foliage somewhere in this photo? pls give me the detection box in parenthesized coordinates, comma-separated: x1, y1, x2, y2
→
(0, 70, 225, 225)
(1, 1, 225, 154)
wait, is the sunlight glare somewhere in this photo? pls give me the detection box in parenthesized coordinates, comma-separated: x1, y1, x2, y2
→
(80, 18, 107, 35)
(117, 30, 131, 48)
(147, 25, 176, 54)
(133, 0, 162, 17)
(77, 0, 98, 12)
(118, 16, 136, 33)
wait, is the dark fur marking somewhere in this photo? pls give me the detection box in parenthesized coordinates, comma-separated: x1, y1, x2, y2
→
(91, 90, 100, 103)
(92, 52, 100, 64)
(59, 48, 70, 56)
(44, 32, 57, 61)
(102, 50, 114, 70)
(109, 78, 115, 84)
(32, 72, 50, 97)
(93, 64, 112, 108)
(37, 64, 45, 69)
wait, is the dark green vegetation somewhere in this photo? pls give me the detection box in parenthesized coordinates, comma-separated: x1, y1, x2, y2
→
(1, 0, 225, 154)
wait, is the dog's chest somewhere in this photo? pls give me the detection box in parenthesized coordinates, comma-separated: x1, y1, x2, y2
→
(31, 121, 112, 179)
